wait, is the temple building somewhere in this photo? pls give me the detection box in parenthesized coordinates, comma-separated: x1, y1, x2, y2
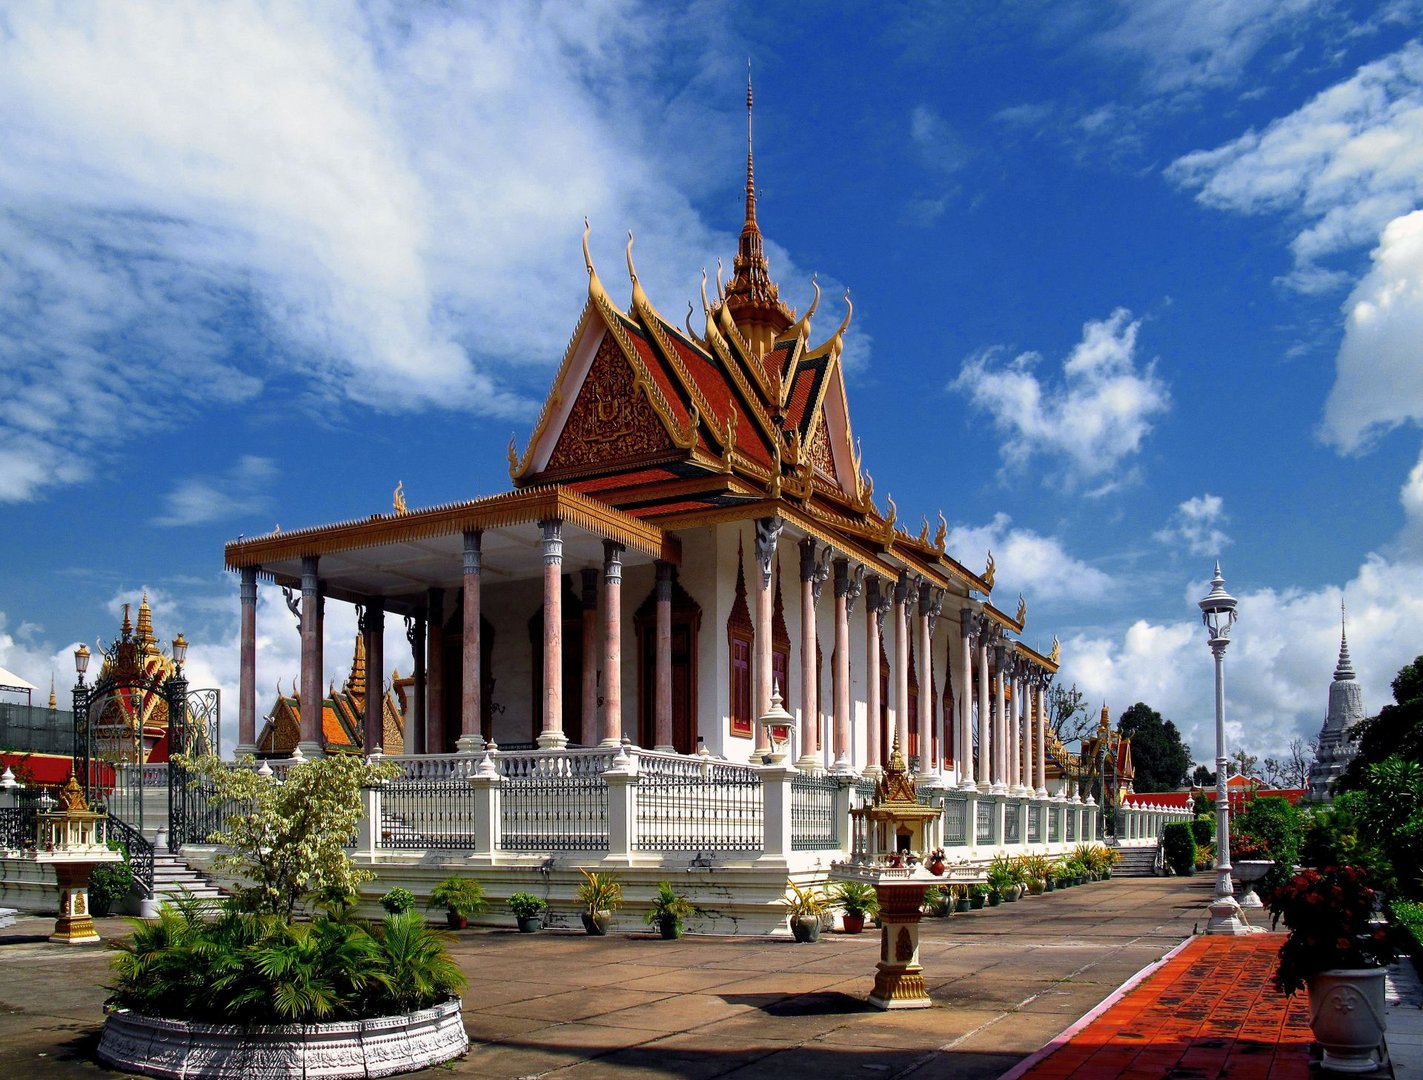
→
(255, 635, 409, 758)
(92, 595, 182, 764)
(223, 86, 1064, 792)
(1307, 609, 1365, 802)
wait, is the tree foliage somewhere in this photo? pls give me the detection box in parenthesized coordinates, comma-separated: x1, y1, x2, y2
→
(1118, 702, 1192, 792)
(186, 753, 399, 917)
(1340, 654, 1423, 790)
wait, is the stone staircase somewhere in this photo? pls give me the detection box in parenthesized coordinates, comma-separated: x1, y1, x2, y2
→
(1111, 842, 1161, 878)
(149, 853, 225, 907)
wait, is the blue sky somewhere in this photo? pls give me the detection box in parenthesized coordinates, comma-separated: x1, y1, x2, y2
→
(3, 0, 1423, 766)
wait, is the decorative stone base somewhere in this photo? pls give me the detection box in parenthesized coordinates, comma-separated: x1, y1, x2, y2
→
(868, 968, 930, 1010)
(97, 998, 468, 1079)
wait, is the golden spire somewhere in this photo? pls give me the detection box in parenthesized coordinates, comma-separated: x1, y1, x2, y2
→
(136, 593, 159, 656)
(49, 674, 56, 711)
(720, 62, 793, 360)
(346, 634, 367, 701)
(121, 602, 133, 640)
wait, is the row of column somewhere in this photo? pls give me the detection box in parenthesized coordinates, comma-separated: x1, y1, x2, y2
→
(235, 522, 676, 757)
(750, 517, 1051, 785)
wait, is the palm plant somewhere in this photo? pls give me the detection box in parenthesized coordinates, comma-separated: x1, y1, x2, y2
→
(371, 912, 467, 1014)
(644, 881, 696, 938)
(575, 868, 623, 914)
(828, 880, 880, 919)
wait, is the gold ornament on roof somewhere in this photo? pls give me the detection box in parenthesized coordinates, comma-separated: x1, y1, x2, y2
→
(1049, 636, 1060, 664)
(983, 551, 996, 589)
(393, 482, 408, 516)
(58, 774, 89, 813)
(1016, 594, 1027, 625)
(934, 511, 948, 554)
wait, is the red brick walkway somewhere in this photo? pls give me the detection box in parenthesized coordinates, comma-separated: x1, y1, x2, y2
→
(1017, 934, 1314, 1080)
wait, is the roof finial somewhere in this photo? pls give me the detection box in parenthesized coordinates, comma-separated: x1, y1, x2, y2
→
(745, 59, 756, 229)
(1334, 598, 1355, 682)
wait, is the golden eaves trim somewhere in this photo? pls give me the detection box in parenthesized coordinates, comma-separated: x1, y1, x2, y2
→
(1014, 640, 1059, 674)
(224, 486, 678, 567)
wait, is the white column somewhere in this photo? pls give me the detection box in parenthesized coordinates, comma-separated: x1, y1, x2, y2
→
(1035, 675, 1048, 796)
(991, 639, 1007, 793)
(753, 518, 782, 759)
(832, 559, 853, 774)
(917, 583, 936, 783)
(797, 539, 825, 772)
(865, 580, 884, 777)
(893, 575, 911, 757)
(976, 621, 991, 793)
(537, 519, 567, 749)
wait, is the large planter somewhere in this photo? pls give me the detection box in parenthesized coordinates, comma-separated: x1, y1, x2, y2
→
(841, 913, 867, 934)
(790, 914, 821, 942)
(515, 916, 542, 934)
(97, 998, 468, 1079)
(1307, 967, 1387, 1073)
(1233, 860, 1274, 909)
(582, 910, 613, 936)
(657, 916, 682, 940)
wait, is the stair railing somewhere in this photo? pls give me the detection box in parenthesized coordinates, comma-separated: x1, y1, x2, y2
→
(106, 813, 154, 899)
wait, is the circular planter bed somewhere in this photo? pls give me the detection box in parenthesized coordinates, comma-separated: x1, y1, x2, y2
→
(97, 998, 468, 1079)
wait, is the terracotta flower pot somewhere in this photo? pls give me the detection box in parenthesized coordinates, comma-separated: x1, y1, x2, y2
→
(841, 913, 866, 934)
(446, 912, 468, 930)
(1307, 967, 1387, 1073)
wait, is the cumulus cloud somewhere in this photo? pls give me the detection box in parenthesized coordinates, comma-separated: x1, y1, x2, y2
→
(1322, 210, 1423, 451)
(155, 456, 279, 528)
(0, 1, 838, 504)
(1155, 494, 1232, 556)
(948, 513, 1114, 607)
(950, 308, 1171, 494)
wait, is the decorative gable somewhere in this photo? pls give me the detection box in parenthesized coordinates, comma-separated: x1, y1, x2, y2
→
(545, 333, 675, 473)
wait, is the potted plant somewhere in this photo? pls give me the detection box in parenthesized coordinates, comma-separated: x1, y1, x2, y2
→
(644, 880, 695, 939)
(987, 854, 1017, 903)
(967, 883, 988, 910)
(507, 892, 546, 933)
(828, 880, 880, 933)
(785, 882, 829, 942)
(380, 887, 416, 916)
(1018, 854, 1051, 896)
(88, 845, 135, 918)
(1273, 865, 1398, 1072)
(950, 884, 970, 913)
(425, 877, 487, 930)
(576, 868, 623, 935)
(922, 885, 952, 918)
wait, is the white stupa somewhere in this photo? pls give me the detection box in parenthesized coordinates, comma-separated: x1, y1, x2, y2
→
(1306, 605, 1365, 802)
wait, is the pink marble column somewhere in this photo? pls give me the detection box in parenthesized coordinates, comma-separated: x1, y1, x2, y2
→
(992, 640, 1008, 793)
(297, 556, 323, 755)
(1035, 676, 1049, 795)
(601, 542, 623, 746)
(654, 560, 673, 751)
(958, 609, 976, 789)
(237, 566, 257, 753)
(797, 539, 822, 770)
(537, 519, 567, 749)
(753, 518, 781, 756)
(916, 583, 934, 780)
(407, 612, 426, 755)
(459, 531, 484, 752)
(893, 576, 910, 757)
(426, 587, 445, 753)
(363, 599, 384, 754)
(865, 579, 883, 776)
(977, 621, 991, 792)
(832, 559, 852, 773)
(580, 568, 598, 748)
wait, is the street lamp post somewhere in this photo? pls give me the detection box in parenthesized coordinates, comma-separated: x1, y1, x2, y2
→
(72, 643, 91, 797)
(1198, 562, 1251, 935)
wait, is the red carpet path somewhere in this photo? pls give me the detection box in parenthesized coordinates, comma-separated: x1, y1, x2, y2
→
(1015, 934, 1314, 1080)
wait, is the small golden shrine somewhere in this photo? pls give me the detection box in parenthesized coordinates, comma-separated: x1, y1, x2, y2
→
(851, 736, 942, 861)
(30, 774, 120, 944)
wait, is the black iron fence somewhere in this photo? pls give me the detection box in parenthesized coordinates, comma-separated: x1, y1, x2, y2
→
(381, 778, 482, 850)
(635, 756, 762, 852)
(790, 772, 840, 851)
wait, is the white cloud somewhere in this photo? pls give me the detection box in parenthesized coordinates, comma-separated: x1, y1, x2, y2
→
(1168, 41, 1423, 289)
(1322, 209, 1423, 451)
(948, 513, 1114, 607)
(1096, 0, 1331, 96)
(950, 308, 1171, 493)
(0, 1, 840, 504)
(155, 456, 279, 528)
(1061, 545, 1423, 766)
(1154, 493, 1232, 556)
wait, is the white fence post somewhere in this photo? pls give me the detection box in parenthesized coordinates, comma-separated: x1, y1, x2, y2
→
(604, 749, 638, 859)
(468, 751, 501, 860)
(760, 764, 796, 861)
(354, 784, 381, 860)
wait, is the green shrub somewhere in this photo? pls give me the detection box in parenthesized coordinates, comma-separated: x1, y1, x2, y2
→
(107, 896, 465, 1023)
(89, 843, 134, 917)
(1231, 796, 1303, 902)
(379, 887, 416, 915)
(1191, 816, 1214, 847)
(426, 877, 487, 920)
(1162, 822, 1197, 876)
(507, 892, 547, 920)
(1391, 899, 1423, 963)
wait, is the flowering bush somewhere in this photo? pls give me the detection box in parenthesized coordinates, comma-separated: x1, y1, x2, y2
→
(1271, 865, 1398, 996)
(1229, 833, 1271, 861)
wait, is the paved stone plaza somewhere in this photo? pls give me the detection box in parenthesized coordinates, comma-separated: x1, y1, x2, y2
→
(0, 876, 1220, 1079)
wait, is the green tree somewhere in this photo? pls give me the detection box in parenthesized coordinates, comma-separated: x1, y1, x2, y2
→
(1340, 655, 1423, 789)
(1191, 764, 1215, 787)
(186, 753, 399, 917)
(1119, 702, 1192, 792)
